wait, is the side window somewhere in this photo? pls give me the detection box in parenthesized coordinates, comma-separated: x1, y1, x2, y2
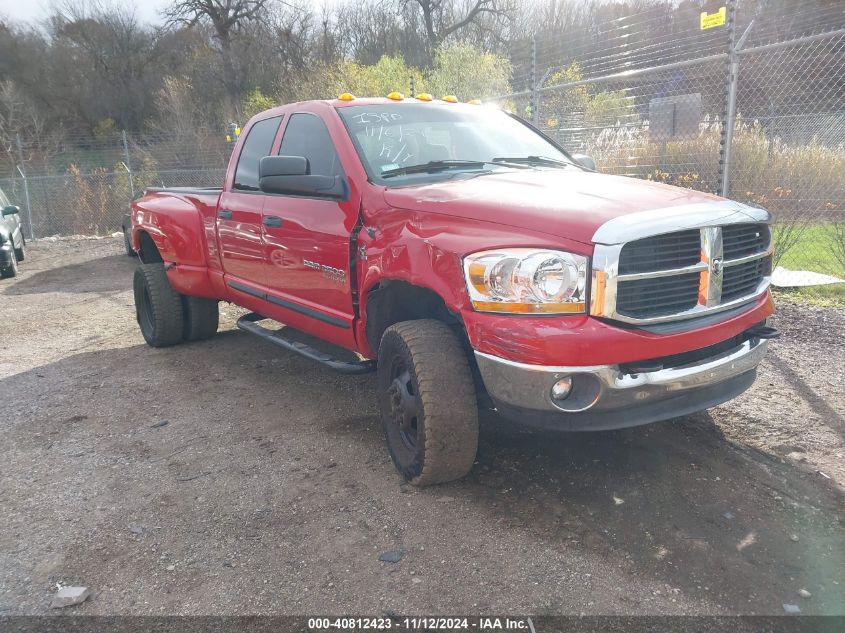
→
(233, 116, 282, 191)
(279, 113, 343, 178)
(0, 190, 8, 207)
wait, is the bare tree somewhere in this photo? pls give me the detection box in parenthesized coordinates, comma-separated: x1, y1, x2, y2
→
(404, 0, 513, 53)
(162, 0, 273, 113)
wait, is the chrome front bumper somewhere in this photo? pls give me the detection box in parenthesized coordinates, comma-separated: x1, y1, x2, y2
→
(475, 337, 768, 431)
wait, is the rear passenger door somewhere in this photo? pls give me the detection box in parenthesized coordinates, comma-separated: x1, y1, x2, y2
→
(261, 112, 360, 345)
(217, 115, 282, 288)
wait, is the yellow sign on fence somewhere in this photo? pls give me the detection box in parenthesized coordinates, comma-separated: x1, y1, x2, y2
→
(700, 7, 727, 30)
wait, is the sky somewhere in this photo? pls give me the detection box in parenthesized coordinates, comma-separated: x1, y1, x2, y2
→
(0, 0, 173, 25)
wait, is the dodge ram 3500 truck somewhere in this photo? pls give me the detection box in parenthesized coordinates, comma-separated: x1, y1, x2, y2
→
(130, 95, 778, 486)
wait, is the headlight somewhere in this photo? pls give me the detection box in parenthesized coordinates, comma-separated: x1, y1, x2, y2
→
(463, 248, 588, 314)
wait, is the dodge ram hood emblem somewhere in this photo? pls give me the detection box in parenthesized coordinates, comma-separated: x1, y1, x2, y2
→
(711, 257, 724, 276)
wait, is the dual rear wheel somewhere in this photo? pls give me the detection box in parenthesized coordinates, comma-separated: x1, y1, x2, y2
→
(133, 263, 218, 347)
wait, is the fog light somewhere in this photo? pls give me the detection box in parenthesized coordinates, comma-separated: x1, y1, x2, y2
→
(551, 377, 573, 401)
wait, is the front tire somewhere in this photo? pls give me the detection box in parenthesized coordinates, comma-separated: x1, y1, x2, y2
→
(377, 319, 479, 486)
(134, 263, 184, 347)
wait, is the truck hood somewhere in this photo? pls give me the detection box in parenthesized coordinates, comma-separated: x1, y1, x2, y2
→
(382, 169, 724, 245)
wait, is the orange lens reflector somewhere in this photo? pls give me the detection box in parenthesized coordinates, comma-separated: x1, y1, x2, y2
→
(471, 301, 586, 314)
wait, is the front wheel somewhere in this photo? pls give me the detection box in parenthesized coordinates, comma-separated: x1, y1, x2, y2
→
(133, 263, 184, 347)
(377, 319, 479, 486)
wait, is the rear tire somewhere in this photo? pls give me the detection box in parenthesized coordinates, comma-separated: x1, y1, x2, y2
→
(1, 246, 18, 278)
(123, 226, 136, 257)
(134, 263, 184, 347)
(182, 296, 219, 341)
(377, 319, 479, 486)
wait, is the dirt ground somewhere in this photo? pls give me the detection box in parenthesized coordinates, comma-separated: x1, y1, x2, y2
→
(1, 238, 843, 616)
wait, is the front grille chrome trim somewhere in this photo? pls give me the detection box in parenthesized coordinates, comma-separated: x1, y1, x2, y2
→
(591, 204, 772, 325)
(617, 262, 708, 281)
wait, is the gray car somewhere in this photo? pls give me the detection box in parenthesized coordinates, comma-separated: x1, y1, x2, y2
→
(0, 187, 26, 278)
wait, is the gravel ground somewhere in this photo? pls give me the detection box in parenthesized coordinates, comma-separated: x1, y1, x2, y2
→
(1, 238, 843, 616)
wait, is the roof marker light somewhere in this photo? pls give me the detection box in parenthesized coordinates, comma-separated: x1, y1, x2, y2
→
(387, 91, 404, 100)
(416, 93, 433, 101)
(468, 99, 482, 105)
(442, 95, 458, 103)
(338, 93, 355, 101)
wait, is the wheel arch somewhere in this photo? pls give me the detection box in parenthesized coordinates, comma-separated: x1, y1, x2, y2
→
(137, 230, 164, 264)
(363, 279, 462, 355)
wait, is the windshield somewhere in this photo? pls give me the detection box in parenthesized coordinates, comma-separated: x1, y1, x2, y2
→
(337, 103, 573, 185)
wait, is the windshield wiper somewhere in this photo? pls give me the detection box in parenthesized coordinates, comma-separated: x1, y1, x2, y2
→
(381, 159, 528, 179)
(492, 155, 573, 168)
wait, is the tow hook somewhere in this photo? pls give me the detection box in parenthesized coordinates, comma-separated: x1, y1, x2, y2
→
(745, 324, 780, 340)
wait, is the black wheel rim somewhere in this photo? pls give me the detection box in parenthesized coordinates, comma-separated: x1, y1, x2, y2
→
(138, 285, 154, 336)
(387, 361, 419, 451)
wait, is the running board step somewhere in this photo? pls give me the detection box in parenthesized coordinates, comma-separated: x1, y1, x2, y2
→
(236, 312, 376, 375)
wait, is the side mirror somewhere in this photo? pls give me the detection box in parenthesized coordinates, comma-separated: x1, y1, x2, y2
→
(2, 205, 20, 217)
(258, 155, 346, 199)
(571, 154, 596, 171)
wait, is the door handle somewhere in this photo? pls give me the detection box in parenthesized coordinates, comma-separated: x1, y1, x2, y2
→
(263, 215, 283, 228)
(218, 210, 233, 220)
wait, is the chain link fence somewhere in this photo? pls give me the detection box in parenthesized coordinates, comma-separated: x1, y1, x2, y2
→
(491, 0, 845, 285)
(0, 128, 231, 238)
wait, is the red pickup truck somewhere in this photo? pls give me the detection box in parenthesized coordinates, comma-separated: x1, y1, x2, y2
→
(130, 95, 777, 485)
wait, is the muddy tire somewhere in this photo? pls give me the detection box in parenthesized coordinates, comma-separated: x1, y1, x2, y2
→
(1, 246, 18, 278)
(134, 263, 184, 347)
(377, 319, 479, 486)
(182, 296, 219, 341)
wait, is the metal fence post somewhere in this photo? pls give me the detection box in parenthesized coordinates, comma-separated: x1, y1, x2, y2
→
(718, 0, 739, 198)
(15, 134, 35, 240)
(122, 130, 135, 198)
(530, 36, 539, 126)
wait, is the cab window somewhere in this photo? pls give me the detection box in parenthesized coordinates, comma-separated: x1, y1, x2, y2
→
(233, 116, 282, 191)
(279, 113, 344, 179)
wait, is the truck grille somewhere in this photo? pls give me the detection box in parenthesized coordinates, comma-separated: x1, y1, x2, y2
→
(611, 223, 771, 323)
(618, 229, 701, 274)
(722, 257, 770, 302)
(615, 272, 700, 318)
